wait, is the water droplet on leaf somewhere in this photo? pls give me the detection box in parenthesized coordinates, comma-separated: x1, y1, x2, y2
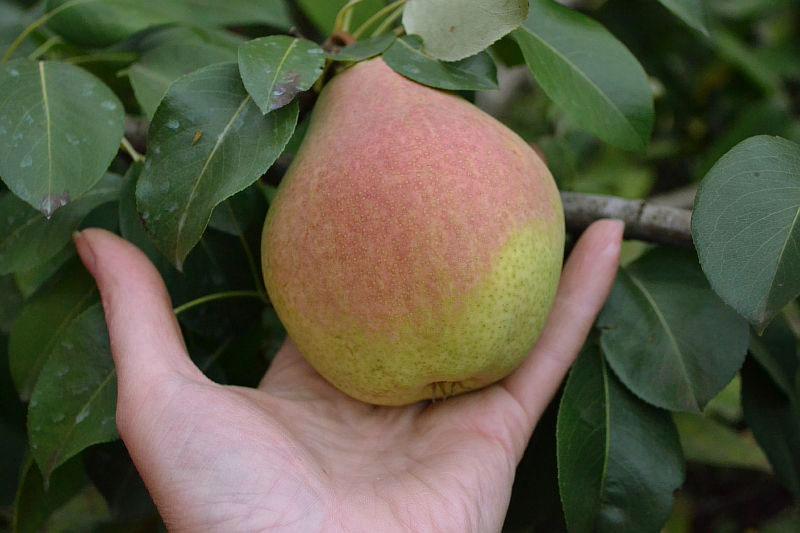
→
(40, 193, 70, 217)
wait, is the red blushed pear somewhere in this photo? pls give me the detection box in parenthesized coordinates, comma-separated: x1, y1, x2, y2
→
(262, 58, 564, 406)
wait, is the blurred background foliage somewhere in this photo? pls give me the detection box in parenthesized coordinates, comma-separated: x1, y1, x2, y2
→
(483, 0, 800, 201)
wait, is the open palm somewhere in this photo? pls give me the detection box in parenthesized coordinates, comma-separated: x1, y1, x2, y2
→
(73, 220, 622, 532)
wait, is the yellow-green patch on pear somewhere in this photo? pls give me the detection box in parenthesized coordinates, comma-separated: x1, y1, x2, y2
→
(271, 221, 563, 405)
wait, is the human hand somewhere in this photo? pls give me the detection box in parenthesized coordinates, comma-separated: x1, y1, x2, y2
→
(73, 219, 622, 532)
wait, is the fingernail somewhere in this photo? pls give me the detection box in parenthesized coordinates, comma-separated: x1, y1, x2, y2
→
(73, 231, 97, 277)
(605, 219, 625, 237)
(601, 219, 625, 254)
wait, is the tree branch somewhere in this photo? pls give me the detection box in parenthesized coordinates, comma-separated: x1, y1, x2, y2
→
(122, 115, 694, 247)
(561, 192, 693, 247)
(649, 184, 697, 210)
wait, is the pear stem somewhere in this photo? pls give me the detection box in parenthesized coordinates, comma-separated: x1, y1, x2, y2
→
(27, 36, 62, 60)
(352, 0, 406, 39)
(334, 0, 369, 34)
(370, 4, 405, 37)
(120, 137, 144, 163)
(173, 290, 267, 316)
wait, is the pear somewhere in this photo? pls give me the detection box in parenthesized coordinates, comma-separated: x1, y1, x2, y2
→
(261, 58, 564, 406)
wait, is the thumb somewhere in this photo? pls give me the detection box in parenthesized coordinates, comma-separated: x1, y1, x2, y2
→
(73, 229, 206, 406)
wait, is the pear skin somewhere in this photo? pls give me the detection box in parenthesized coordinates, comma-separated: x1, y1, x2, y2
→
(262, 58, 564, 406)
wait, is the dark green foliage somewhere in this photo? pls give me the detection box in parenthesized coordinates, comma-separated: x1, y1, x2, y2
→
(0, 0, 798, 530)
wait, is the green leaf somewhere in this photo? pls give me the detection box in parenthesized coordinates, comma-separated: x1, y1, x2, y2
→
(703, 375, 743, 423)
(12, 456, 87, 533)
(695, 98, 792, 178)
(9, 260, 97, 401)
(208, 185, 264, 236)
(326, 34, 395, 62)
(238, 36, 325, 114)
(557, 344, 685, 533)
(122, 163, 261, 342)
(136, 62, 298, 269)
(674, 412, 770, 471)
(742, 357, 800, 496)
(14, 244, 76, 298)
(382, 35, 498, 91)
(1, 333, 25, 426)
(129, 27, 239, 119)
(749, 316, 799, 400)
(0, 1, 36, 60)
(173, 230, 264, 340)
(79, 200, 120, 234)
(0, 340, 27, 507)
(209, 309, 284, 387)
(505, 400, 565, 531)
(402, 0, 528, 61)
(569, 146, 655, 199)
(711, 25, 782, 94)
(28, 304, 117, 481)
(0, 60, 124, 216)
(46, 0, 195, 47)
(491, 35, 525, 67)
(761, 506, 800, 533)
(512, 0, 653, 151)
(282, 115, 310, 157)
(181, 0, 291, 29)
(84, 442, 156, 522)
(657, 0, 710, 36)
(692, 136, 800, 330)
(118, 162, 174, 277)
(0, 419, 26, 507)
(0, 173, 121, 274)
(0, 275, 23, 333)
(710, 0, 793, 19)
(598, 248, 750, 413)
(45, 0, 291, 47)
(42, 484, 111, 532)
